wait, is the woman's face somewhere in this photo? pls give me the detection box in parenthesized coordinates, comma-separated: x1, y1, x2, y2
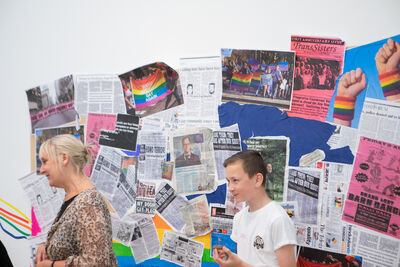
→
(267, 163, 273, 173)
(40, 152, 62, 187)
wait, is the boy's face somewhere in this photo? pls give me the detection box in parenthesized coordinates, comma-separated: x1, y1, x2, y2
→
(225, 161, 258, 203)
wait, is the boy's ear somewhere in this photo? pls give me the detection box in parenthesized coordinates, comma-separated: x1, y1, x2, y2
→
(255, 173, 264, 187)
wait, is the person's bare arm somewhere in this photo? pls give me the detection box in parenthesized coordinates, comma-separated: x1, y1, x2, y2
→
(333, 68, 366, 126)
(275, 244, 296, 267)
(375, 38, 400, 101)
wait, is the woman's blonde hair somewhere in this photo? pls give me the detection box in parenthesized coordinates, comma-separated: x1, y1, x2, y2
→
(39, 134, 92, 174)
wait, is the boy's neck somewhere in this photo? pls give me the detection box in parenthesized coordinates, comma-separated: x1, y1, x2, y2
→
(247, 189, 272, 212)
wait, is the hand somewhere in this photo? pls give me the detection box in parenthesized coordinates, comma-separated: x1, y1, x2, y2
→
(336, 68, 366, 98)
(213, 246, 249, 267)
(35, 243, 47, 265)
(375, 38, 400, 75)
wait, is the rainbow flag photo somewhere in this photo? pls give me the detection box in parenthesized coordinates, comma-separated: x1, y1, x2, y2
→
(230, 72, 253, 92)
(130, 69, 171, 109)
(250, 72, 263, 89)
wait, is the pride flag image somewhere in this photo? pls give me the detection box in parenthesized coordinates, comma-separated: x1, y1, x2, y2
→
(130, 69, 171, 109)
(250, 72, 263, 89)
(230, 72, 253, 91)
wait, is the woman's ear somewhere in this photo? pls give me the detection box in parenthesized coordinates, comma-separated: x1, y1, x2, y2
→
(61, 153, 70, 166)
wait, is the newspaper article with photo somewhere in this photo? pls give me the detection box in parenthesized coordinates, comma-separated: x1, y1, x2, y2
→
(326, 34, 400, 129)
(295, 224, 320, 249)
(285, 167, 322, 225)
(19, 172, 64, 232)
(26, 75, 76, 133)
(99, 113, 139, 152)
(160, 230, 204, 267)
(73, 74, 125, 116)
(85, 113, 117, 176)
(137, 131, 167, 180)
(277, 201, 298, 221)
(111, 213, 135, 246)
(213, 125, 242, 183)
(155, 182, 187, 231)
(119, 62, 184, 117)
(179, 195, 212, 237)
(35, 125, 85, 173)
(342, 136, 400, 240)
(244, 136, 289, 201)
(315, 162, 354, 253)
(91, 146, 138, 218)
(210, 205, 234, 234)
(221, 48, 295, 110)
(171, 127, 218, 195)
(358, 97, 400, 145)
(129, 217, 161, 264)
(287, 36, 345, 121)
(179, 56, 222, 129)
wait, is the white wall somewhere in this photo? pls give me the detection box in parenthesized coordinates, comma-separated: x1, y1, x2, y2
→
(1, 0, 399, 266)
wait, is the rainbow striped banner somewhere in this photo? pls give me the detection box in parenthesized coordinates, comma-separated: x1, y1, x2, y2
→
(130, 69, 171, 109)
(230, 72, 253, 91)
(250, 72, 263, 88)
(114, 214, 218, 266)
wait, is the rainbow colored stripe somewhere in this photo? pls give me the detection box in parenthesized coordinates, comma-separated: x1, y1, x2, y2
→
(230, 72, 253, 91)
(114, 214, 218, 266)
(379, 68, 400, 97)
(0, 197, 32, 239)
(250, 72, 263, 88)
(333, 96, 356, 121)
(130, 69, 171, 109)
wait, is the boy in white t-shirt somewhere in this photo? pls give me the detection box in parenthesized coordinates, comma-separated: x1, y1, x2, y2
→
(214, 150, 297, 267)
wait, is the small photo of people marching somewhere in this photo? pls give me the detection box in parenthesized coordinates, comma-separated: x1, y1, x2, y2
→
(221, 48, 295, 110)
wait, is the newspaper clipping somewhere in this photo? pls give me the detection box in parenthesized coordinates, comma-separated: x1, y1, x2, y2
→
(244, 136, 289, 201)
(179, 56, 222, 129)
(155, 182, 187, 231)
(160, 230, 204, 267)
(179, 195, 212, 237)
(287, 36, 345, 121)
(73, 74, 126, 116)
(171, 127, 218, 195)
(26, 75, 76, 133)
(221, 48, 295, 110)
(213, 125, 241, 182)
(19, 172, 64, 232)
(342, 136, 400, 240)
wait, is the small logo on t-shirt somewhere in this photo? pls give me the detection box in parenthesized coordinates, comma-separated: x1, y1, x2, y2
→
(253, 235, 264, 249)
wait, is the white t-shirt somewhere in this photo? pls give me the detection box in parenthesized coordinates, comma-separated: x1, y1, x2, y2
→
(230, 201, 297, 267)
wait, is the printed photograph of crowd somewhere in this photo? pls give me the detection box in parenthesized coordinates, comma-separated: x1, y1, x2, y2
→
(294, 57, 342, 91)
(221, 49, 295, 110)
(26, 75, 76, 133)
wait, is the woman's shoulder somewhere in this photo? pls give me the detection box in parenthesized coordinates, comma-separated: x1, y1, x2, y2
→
(75, 187, 106, 206)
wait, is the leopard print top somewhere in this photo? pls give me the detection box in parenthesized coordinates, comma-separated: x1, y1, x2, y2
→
(45, 188, 118, 266)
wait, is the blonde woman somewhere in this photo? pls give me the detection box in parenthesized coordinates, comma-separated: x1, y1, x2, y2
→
(35, 134, 118, 267)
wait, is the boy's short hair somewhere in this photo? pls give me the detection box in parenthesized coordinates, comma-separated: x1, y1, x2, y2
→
(223, 150, 266, 186)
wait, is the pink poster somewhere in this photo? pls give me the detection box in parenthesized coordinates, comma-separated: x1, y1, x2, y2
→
(343, 136, 400, 239)
(287, 36, 345, 121)
(84, 113, 117, 176)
